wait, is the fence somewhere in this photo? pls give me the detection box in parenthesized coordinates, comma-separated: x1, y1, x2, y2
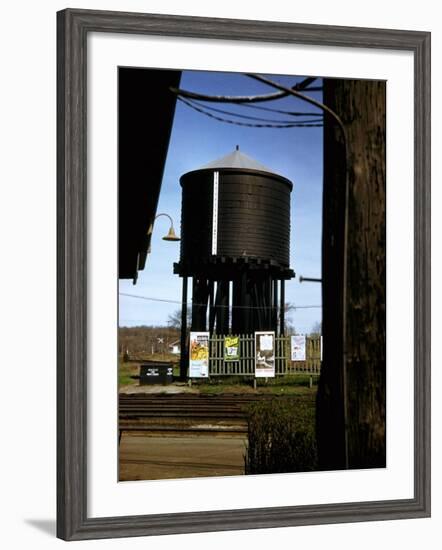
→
(288, 336, 322, 375)
(208, 334, 321, 377)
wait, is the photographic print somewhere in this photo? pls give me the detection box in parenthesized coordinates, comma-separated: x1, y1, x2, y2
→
(57, 9, 430, 540)
(118, 67, 386, 481)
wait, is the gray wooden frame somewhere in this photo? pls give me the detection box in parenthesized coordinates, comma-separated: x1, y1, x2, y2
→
(57, 8, 431, 541)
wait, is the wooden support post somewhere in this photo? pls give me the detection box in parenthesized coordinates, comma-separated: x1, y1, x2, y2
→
(252, 278, 263, 332)
(273, 279, 278, 334)
(179, 276, 188, 380)
(215, 280, 230, 335)
(209, 280, 216, 333)
(191, 276, 209, 331)
(280, 279, 285, 335)
(265, 275, 272, 329)
(231, 276, 240, 334)
(220, 281, 230, 334)
(241, 270, 250, 334)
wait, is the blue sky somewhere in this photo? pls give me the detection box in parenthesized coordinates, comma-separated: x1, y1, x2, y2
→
(119, 70, 323, 334)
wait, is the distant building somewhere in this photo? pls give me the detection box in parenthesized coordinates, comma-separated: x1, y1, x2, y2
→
(168, 340, 181, 355)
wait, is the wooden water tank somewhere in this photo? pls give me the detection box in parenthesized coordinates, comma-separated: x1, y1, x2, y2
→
(179, 147, 293, 273)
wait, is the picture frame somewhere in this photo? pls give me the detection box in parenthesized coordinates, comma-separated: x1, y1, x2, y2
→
(57, 8, 431, 541)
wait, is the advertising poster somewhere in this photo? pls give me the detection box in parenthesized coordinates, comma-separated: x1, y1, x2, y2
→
(291, 334, 306, 361)
(254, 331, 275, 378)
(224, 335, 240, 361)
(189, 332, 209, 378)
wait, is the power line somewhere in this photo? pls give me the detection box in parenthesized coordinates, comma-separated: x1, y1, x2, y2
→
(247, 74, 345, 136)
(184, 98, 323, 125)
(177, 96, 323, 129)
(169, 76, 318, 104)
(119, 292, 322, 310)
(239, 102, 323, 117)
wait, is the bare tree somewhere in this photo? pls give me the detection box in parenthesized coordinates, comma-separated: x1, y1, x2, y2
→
(281, 302, 296, 334)
(167, 308, 192, 330)
(310, 321, 322, 335)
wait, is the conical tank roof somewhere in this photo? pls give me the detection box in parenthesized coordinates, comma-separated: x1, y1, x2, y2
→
(180, 146, 293, 189)
(197, 146, 281, 176)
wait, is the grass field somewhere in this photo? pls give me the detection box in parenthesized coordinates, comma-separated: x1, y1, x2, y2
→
(119, 356, 318, 395)
(118, 355, 179, 387)
(196, 375, 318, 395)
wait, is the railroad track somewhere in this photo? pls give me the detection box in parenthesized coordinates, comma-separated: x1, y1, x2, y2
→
(119, 393, 279, 417)
(119, 393, 284, 436)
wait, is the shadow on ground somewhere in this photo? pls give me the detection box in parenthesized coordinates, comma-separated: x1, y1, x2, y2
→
(24, 519, 56, 537)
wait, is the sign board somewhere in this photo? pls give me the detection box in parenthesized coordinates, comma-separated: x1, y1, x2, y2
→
(224, 335, 240, 361)
(189, 332, 209, 378)
(254, 331, 275, 378)
(139, 364, 173, 385)
(291, 334, 306, 361)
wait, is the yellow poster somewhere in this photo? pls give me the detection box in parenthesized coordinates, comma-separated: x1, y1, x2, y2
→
(189, 332, 209, 378)
(224, 336, 240, 361)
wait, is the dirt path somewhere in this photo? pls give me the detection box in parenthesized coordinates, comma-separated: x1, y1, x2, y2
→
(119, 433, 247, 481)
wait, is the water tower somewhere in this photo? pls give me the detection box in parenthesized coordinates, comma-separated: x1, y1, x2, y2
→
(174, 147, 295, 345)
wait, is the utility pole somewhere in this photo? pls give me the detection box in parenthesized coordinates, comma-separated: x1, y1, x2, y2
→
(317, 79, 386, 471)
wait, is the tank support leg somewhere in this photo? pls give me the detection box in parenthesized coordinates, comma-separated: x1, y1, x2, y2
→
(179, 276, 188, 380)
(280, 279, 285, 336)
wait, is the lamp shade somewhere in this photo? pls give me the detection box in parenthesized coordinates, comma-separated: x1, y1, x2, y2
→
(162, 226, 180, 241)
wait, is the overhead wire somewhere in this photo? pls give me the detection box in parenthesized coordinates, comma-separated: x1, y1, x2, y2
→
(182, 97, 323, 125)
(169, 76, 318, 104)
(238, 102, 323, 117)
(177, 96, 323, 128)
(172, 75, 324, 128)
(119, 292, 322, 310)
(247, 74, 345, 137)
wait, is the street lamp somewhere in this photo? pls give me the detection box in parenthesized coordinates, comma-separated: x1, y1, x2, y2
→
(149, 213, 181, 243)
(131, 213, 180, 284)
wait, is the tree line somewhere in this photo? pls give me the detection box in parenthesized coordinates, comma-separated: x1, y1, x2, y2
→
(119, 305, 321, 358)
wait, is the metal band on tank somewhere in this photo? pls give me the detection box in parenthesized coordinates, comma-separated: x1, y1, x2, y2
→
(211, 171, 219, 255)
